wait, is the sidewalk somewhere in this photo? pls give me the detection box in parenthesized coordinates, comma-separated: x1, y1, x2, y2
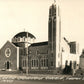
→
(0, 74, 73, 80)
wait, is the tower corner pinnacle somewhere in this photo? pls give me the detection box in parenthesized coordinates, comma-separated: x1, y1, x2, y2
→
(54, 0, 56, 3)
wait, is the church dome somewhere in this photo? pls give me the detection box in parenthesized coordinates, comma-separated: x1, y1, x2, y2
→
(12, 31, 36, 46)
(13, 31, 36, 39)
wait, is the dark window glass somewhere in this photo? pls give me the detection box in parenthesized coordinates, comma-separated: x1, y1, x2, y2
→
(44, 59, 45, 67)
(41, 59, 43, 67)
(51, 61, 53, 66)
(46, 59, 48, 67)
(32, 60, 33, 67)
(34, 60, 35, 67)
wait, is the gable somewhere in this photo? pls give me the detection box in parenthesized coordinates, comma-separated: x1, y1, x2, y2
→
(0, 41, 19, 70)
(1, 41, 17, 51)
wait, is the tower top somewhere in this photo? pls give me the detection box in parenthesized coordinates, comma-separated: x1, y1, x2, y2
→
(53, 0, 57, 5)
(54, 0, 56, 3)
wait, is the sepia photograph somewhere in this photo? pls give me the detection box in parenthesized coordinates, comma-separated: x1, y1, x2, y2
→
(0, 0, 84, 84)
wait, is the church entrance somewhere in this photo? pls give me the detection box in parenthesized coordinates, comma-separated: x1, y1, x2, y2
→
(5, 61, 11, 70)
(7, 61, 9, 69)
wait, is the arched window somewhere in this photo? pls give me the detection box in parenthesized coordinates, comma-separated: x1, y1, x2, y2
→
(37, 60, 38, 67)
(31, 60, 33, 67)
(36, 60, 38, 67)
(41, 59, 43, 67)
(14, 37, 17, 42)
(34, 60, 35, 67)
(23, 60, 24, 67)
(24, 59, 26, 67)
(23, 36, 25, 42)
(17, 37, 20, 42)
(41, 58, 48, 67)
(51, 61, 53, 66)
(46, 59, 48, 67)
(44, 59, 46, 67)
(23, 59, 26, 67)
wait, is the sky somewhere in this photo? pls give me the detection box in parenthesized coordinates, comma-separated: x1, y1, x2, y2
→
(0, 0, 84, 54)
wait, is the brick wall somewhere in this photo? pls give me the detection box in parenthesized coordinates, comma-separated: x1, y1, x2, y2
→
(0, 41, 18, 70)
(28, 45, 49, 71)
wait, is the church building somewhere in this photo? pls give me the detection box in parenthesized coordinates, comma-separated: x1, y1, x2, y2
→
(0, 2, 79, 74)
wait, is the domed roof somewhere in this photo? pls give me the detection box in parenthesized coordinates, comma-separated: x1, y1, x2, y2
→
(13, 31, 36, 39)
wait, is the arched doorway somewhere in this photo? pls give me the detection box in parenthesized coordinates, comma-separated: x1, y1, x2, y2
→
(5, 61, 11, 70)
(7, 61, 9, 69)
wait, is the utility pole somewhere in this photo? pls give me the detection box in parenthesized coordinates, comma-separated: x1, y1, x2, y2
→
(26, 47, 28, 75)
(26, 32, 28, 75)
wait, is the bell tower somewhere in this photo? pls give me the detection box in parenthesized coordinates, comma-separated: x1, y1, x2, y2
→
(48, 0, 61, 69)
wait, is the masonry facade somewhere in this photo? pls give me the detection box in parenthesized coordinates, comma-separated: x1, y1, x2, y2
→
(0, 41, 19, 71)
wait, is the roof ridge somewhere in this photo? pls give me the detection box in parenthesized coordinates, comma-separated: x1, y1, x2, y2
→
(30, 41, 48, 47)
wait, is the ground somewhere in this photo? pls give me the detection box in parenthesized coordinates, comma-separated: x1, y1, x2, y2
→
(0, 74, 84, 84)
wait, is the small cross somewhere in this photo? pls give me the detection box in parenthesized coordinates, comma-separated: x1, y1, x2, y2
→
(24, 28, 25, 32)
